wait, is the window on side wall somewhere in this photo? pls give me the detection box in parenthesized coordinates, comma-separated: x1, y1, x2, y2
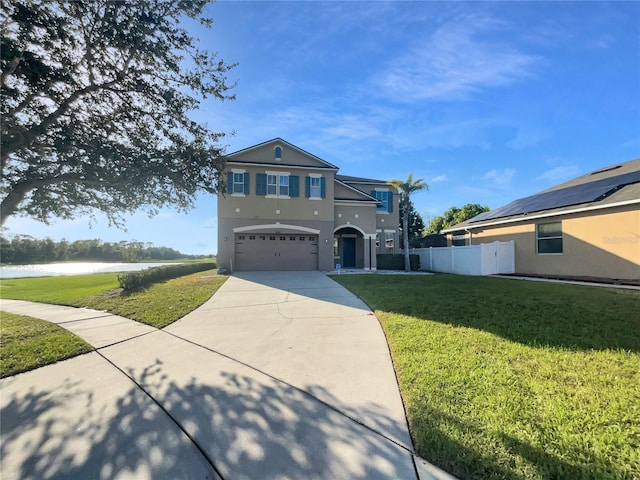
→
(537, 222, 563, 254)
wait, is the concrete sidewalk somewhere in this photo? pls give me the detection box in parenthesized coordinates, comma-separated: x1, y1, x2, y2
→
(1, 272, 456, 480)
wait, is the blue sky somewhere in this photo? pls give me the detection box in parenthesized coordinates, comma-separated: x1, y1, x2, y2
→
(4, 1, 639, 255)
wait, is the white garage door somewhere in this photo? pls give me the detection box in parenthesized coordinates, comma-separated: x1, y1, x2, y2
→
(234, 234, 318, 271)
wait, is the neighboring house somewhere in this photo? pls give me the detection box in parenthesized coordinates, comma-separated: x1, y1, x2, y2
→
(442, 158, 640, 281)
(217, 138, 399, 271)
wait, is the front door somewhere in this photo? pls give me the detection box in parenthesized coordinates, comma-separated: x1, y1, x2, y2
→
(343, 237, 356, 268)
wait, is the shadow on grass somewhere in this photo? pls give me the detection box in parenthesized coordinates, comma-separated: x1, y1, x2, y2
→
(1, 356, 415, 479)
(333, 274, 640, 352)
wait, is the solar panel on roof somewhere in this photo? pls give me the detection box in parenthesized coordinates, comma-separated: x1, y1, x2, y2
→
(470, 170, 640, 223)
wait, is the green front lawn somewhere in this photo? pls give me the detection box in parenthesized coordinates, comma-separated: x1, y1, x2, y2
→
(1, 312, 93, 378)
(0, 269, 227, 328)
(333, 274, 640, 480)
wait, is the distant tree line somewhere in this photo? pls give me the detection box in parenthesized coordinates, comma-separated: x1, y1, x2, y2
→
(425, 204, 490, 234)
(397, 202, 491, 248)
(0, 236, 208, 264)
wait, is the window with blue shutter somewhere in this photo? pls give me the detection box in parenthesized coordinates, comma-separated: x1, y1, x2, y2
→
(259, 172, 297, 197)
(256, 173, 267, 195)
(243, 173, 250, 195)
(232, 172, 244, 194)
(306, 176, 325, 198)
(228, 172, 248, 195)
(279, 175, 289, 196)
(289, 176, 299, 197)
(373, 190, 391, 212)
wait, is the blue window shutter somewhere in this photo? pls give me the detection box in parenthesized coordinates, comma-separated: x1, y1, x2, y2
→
(243, 173, 250, 195)
(290, 175, 299, 197)
(227, 172, 233, 194)
(372, 190, 381, 210)
(320, 177, 326, 198)
(388, 192, 393, 213)
(305, 177, 311, 198)
(256, 173, 267, 195)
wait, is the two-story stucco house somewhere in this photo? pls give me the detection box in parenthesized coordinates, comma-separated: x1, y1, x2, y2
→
(217, 138, 399, 271)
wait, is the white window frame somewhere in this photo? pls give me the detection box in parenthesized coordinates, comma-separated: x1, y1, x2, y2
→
(266, 171, 291, 199)
(232, 172, 244, 194)
(279, 175, 289, 196)
(231, 169, 246, 197)
(536, 222, 563, 255)
(310, 175, 322, 199)
(267, 174, 277, 196)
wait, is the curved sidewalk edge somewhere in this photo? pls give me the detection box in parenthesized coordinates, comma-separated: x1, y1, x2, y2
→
(0, 299, 156, 348)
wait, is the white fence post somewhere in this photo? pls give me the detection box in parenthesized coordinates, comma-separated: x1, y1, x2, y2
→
(451, 245, 455, 272)
(510, 240, 515, 273)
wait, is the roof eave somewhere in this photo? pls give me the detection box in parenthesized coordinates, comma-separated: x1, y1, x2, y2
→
(441, 198, 640, 233)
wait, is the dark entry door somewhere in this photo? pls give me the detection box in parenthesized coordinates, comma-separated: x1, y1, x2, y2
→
(343, 237, 356, 268)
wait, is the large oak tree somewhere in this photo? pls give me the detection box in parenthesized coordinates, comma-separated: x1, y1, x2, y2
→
(1, 0, 236, 227)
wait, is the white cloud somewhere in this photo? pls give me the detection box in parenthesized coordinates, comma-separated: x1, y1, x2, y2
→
(378, 15, 539, 102)
(537, 166, 581, 184)
(507, 127, 550, 150)
(323, 115, 381, 140)
(482, 168, 516, 187)
(621, 137, 640, 149)
(430, 175, 447, 183)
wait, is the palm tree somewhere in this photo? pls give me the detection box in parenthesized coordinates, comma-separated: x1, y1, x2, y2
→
(389, 174, 429, 271)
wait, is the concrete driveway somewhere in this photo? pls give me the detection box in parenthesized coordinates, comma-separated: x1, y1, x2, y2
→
(1, 271, 455, 480)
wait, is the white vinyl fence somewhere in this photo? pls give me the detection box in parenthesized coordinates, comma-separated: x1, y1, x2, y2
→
(413, 241, 515, 276)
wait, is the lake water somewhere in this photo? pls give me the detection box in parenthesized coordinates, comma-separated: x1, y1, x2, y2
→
(0, 262, 182, 279)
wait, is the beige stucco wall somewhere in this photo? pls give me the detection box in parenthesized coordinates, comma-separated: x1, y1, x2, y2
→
(468, 205, 639, 280)
(219, 164, 335, 222)
(334, 204, 377, 234)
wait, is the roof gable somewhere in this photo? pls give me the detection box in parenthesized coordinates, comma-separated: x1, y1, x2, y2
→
(334, 179, 378, 202)
(226, 138, 338, 169)
(336, 174, 389, 185)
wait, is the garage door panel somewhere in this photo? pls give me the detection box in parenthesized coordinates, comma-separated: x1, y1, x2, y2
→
(235, 234, 318, 271)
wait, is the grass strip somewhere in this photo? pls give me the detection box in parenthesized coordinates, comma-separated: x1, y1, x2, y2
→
(0, 269, 227, 328)
(1, 312, 93, 378)
(333, 274, 640, 480)
(84, 270, 226, 328)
